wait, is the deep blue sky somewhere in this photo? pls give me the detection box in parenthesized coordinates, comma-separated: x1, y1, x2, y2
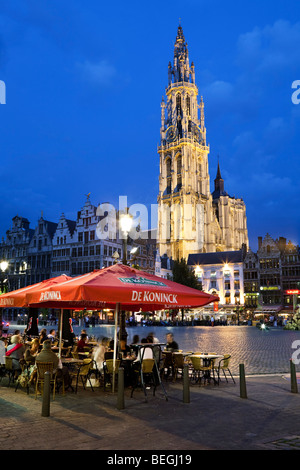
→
(0, 0, 300, 251)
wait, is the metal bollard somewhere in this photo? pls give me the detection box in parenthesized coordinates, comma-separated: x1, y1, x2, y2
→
(42, 372, 51, 417)
(183, 364, 190, 403)
(239, 363, 247, 399)
(117, 367, 125, 410)
(290, 359, 298, 394)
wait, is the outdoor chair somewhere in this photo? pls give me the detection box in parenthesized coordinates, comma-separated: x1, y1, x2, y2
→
(103, 359, 120, 390)
(162, 351, 174, 380)
(69, 358, 95, 393)
(35, 362, 57, 400)
(131, 358, 156, 400)
(189, 355, 216, 385)
(172, 353, 185, 381)
(216, 354, 235, 384)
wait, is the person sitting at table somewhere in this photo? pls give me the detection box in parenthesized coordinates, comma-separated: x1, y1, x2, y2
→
(92, 337, 109, 373)
(131, 335, 140, 357)
(133, 338, 153, 363)
(24, 338, 40, 365)
(77, 333, 88, 352)
(39, 328, 48, 344)
(130, 338, 154, 386)
(119, 339, 131, 358)
(47, 329, 57, 343)
(5, 335, 25, 373)
(36, 340, 72, 389)
(165, 333, 179, 352)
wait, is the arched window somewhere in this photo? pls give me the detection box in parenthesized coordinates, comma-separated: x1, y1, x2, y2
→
(176, 94, 181, 114)
(166, 157, 171, 177)
(186, 95, 190, 115)
(177, 155, 182, 174)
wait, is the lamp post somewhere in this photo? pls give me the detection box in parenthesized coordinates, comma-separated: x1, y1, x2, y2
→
(119, 213, 133, 342)
(0, 261, 9, 337)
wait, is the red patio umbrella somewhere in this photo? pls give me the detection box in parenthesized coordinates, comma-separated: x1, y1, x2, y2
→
(0, 274, 72, 309)
(0, 274, 72, 352)
(24, 263, 219, 392)
(24, 263, 218, 311)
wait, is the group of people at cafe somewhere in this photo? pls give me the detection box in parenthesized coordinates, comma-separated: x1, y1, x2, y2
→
(1, 327, 181, 389)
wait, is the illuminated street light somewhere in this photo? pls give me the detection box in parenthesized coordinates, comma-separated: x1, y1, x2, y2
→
(0, 261, 8, 272)
(120, 213, 133, 265)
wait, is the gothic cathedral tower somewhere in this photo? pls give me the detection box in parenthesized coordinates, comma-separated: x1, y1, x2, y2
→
(157, 25, 248, 261)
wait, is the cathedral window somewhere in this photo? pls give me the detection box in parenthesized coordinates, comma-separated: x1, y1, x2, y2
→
(176, 94, 182, 114)
(166, 158, 172, 178)
(186, 95, 190, 115)
(176, 156, 182, 174)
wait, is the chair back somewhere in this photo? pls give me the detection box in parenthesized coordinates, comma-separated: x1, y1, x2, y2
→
(5, 356, 13, 371)
(190, 355, 201, 370)
(142, 358, 154, 373)
(105, 359, 120, 374)
(79, 359, 93, 375)
(104, 351, 114, 360)
(173, 353, 184, 368)
(162, 351, 173, 367)
(72, 351, 79, 359)
(36, 362, 54, 379)
(221, 354, 231, 368)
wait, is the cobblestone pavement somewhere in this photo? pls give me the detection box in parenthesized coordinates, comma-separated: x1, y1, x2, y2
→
(8, 323, 300, 376)
(2, 324, 300, 454)
(0, 373, 300, 452)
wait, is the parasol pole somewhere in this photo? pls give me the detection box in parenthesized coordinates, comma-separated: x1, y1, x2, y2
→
(58, 308, 63, 358)
(112, 302, 120, 393)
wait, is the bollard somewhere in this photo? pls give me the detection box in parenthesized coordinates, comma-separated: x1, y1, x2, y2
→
(239, 363, 247, 399)
(41, 372, 51, 417)
(117, 367, 125, 410)
(183, 364, 190, 403)
(290, 359, 298, 394)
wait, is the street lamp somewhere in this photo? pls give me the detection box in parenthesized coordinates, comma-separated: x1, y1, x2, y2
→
(120, 213, 133, 265)
(0, 261, 8, 337)
(118, 213, 133, 343)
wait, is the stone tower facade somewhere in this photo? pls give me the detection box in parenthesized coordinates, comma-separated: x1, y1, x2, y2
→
(157, 25, 248, 261)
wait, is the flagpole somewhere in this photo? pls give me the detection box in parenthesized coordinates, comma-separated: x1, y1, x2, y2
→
(112, 302, 119, 393)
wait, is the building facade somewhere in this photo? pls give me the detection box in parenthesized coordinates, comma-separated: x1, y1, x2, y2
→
(188, 250, 245, 309)
(157, 26, 248, 261)
(0, 196, 157, 303)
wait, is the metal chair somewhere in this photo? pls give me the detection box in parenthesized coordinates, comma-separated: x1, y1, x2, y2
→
(35, 362, 57, 400)
(131, 358, 156, 400)
(69, 358, 95, 393)
(103, 359, 120, 390)
(173, 353, 185, 381)
(217, 354, 235, 384)
(189, 355, 216, 385)
(162, 351, 174, 380)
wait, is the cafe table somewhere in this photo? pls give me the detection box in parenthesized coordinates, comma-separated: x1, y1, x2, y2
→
(190, 354, 224, 384)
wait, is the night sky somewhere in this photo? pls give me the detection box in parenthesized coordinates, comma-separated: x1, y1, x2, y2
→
(0, 0, 299, 251)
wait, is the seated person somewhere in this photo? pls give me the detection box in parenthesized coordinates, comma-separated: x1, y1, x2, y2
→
(24, 338, 40, 365)
(77, 333, 88, 352)
(119, 339, 131, 358)
(47, 329, 57, 343)
(92, 337, 109, 373)
(134, 338, 153, 363)
(131, 338, 154, 386)
(39, 328, 48, 344)
(35, 340, 71, 388)
(6, 335, 25, 372)
(165, 333, 179, 352)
